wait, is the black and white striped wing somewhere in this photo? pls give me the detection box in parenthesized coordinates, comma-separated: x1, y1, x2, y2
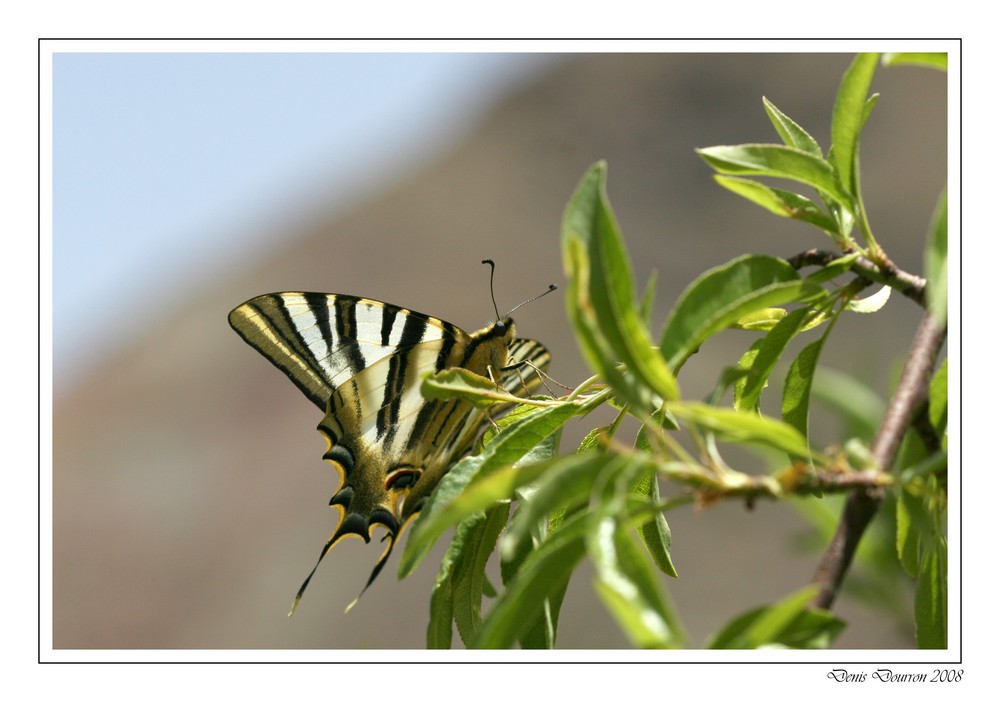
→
(229, 291, 550, 610)
(228, 292, 460, 411)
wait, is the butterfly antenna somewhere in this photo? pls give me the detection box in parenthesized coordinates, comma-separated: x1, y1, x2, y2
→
(481, 258, 502, 321)
(504, 283, 558, 317)
(483, 258, 557, 319)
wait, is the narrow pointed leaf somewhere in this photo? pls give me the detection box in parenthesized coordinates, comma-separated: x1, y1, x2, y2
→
(734, 306, 812, 412)
(712, 176, 840, 234)
(563, 162, 680, 406)
(427, 525, 466, 648)
(698, 144, 853, 211)
(631, 470, 677, 577)
(475, 511, 589, 648)
(830, 53, 879, 198)
(453, 505, 509, 646)
(782, 339, 823, 444)
(590, 516, 682, 648)
(762, 96, 822, 156)
(667, 402, 811, 458)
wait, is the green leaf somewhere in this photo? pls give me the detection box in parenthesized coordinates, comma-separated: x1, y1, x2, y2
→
(762, 96, 822, 156)
(712, 176, 840, 234)
(427, 532, 461, 648)
(914, 538, 947, 648)
(732, 307, 787, 331)
(781, 309, 842, 453)
(577, 423, 615, 453)
(452, 505, 509, 646)
(500, 498, 574, 649)
(925, 189, 947, 325)
(895, 489, 932, 578)
(630, 452, 678, 578)
(847, 284, 891, 313)
(589, 514, 683, 648)
(475, 510, 590, 648)
(734, 306, 812, 412)
(667, 401, 812, 459)
(399, 402, 581, 577)
(883, 53, 947, 71)
(929, 359, 947, 439)
(697, 144, 853, 211)
(660, 254, 819, 371)
(830, 53, 879, 198)
(562, 162, 680, 407)
(422, 367, 522, 408)
(501, 453, 619, 561)
(706, 586, 845, 649)
(782, 339, 823, 445)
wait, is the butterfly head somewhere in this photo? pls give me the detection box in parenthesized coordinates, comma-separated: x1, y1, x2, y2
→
(489, 315, 515, 339)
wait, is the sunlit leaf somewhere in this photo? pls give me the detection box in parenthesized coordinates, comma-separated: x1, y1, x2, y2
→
(762, 96, 823, 156)
(830, 53, 879, 198)
(883, 53, 947, 71)
(667, 401, 812, 458)
(712, 176, 840, 235)
(563, 162, 680, 408)
(734, 307, 811, 412)
(660, 254, 820, 371)
(847, 285, 891, 313)
(698, 144, 853, 211)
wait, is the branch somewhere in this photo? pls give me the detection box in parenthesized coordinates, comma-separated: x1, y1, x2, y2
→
(809, 310, 946, 610)
(788, 248, 927, 307)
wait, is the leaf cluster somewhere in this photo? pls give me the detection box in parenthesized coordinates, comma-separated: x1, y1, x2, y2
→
(398, 53, 947, 650)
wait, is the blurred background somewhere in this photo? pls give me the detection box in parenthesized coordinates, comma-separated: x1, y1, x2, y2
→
(51, 50, 946, 650)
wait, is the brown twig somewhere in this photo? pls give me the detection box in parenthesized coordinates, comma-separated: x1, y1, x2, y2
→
(810, 310, 946, 610)
(787, 248, 927, 307)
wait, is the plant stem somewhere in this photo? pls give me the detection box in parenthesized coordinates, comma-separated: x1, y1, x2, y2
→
(788, 248, 926, 307)
(810, 310, 945, 610)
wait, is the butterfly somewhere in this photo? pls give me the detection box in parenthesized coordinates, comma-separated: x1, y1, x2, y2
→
(228, 264, 552, 612)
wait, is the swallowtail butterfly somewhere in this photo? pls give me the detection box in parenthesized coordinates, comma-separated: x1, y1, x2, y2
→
(228, 263, 552, 612)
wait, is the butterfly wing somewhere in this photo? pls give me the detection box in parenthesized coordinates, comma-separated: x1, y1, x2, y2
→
(305, 321, 552, 608)
(230, 293, 551, 610)
(228, 292, 457, 410)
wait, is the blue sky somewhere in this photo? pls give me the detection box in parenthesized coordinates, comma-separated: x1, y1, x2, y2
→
(52, 51, 555, 389)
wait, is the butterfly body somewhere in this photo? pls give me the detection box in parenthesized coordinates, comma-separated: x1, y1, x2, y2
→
(228, 291, 549, 608)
